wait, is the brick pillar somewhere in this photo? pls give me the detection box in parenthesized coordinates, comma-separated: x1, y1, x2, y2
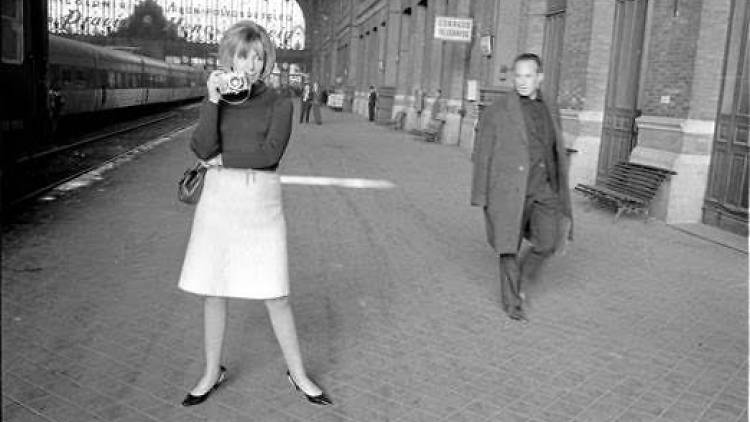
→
(459, 0, 488, 154)
(377, 19, 387, 88)
(629, 0, 731, 224)
(405, 3, 428, 131)
(441, 0, 471, 146)
(422, 0, 446, 131)
(379, 0, 401, 121)
(519, 0, 546, 55)
(491, 0, 523, 89)
(329, 44, 338, 88)
(394, 8, 412, 114)
(346, 31, 360, 113)
(557, 0, 616, 189)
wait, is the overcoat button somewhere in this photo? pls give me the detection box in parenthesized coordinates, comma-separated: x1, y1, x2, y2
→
(519, 166, 524, 171)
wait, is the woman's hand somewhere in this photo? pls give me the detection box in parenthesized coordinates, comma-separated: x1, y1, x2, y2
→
(200, 154, 223, 167)
(206, 71, 224, 104)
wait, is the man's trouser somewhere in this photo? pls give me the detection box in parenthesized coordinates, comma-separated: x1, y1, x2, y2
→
(498, 194, 559, 314)
(300, 102, 312, 123)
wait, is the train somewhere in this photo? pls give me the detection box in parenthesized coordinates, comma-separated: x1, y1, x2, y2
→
(48, 34, 208, 116)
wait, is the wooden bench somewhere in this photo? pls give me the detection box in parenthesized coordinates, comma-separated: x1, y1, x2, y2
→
(408, 118, 444, 142)
(574, 161, 676, 222)
(375, 110, 406, 130)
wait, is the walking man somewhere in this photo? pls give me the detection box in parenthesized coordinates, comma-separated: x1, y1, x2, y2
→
(368, 85, 377, 122)
(470, 53, 573, 322)
(300, 83, 312, 123)
(311, 82, 323, 125)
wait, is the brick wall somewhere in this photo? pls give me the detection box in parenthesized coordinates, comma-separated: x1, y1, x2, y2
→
(557, 0, 594, 110)
(688, 0, 731, 120)
(640, 0, 703, 118)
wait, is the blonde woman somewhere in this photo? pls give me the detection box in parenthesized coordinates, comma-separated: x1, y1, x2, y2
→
(178, 21, 331, 407)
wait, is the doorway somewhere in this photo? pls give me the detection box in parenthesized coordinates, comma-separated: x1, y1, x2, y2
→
(703, 0, 749, 235)
(597, 0, 648, 182)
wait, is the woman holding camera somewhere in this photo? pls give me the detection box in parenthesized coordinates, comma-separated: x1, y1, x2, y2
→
(178, 21, 331, 407)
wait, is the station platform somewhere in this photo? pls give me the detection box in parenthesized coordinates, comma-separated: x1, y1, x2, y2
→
(2, 107, 747, 422)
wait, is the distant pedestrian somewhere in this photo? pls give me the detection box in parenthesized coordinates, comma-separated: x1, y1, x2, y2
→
(415, 87, 425, 116)
(368, 85, 377, 121)
(47, 83, 65, 137)
(300, 83, 312, 123)
(178, 20, 331, 407)
(431, 88, 443, 121)
(311, 81, 323, 125)
(470, 53, 573, 322)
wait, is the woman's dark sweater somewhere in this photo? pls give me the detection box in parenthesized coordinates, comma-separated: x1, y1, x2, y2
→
(191, 82, 293, 170)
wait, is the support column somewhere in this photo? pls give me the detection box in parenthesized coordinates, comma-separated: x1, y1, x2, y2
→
(557, 0, 616, 189)
(405, 3, 428, 130)
(440, 0, 471, 146)
(394, 8, 413, 115)
(345, 30, 360, 113)
(329, 44, 338, 88)
(629, 0, 731, 224)
(378, 0, 402, 121)
(422, 0, 447, 130)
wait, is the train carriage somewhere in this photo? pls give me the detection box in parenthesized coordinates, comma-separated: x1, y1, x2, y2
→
(48, 34, 206, 116)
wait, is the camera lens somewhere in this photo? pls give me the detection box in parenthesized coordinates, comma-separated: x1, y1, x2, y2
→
(228, 76, 242, 89)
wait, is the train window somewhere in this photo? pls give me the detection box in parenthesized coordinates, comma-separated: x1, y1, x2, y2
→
(108, 71, 116, 88)
(1, 0, 23, 64)
(116, 72, 124, 88)
(62, 68, 72, 86)
(48, 64, 60, 87)
(100, 70, 107, 87)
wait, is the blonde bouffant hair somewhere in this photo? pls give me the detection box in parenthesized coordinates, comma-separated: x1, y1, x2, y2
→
(218, 21, 276, 80)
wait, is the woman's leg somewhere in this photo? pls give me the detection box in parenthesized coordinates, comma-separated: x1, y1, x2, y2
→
(265, 296, 322, 395)
(190, 296, 228, 394)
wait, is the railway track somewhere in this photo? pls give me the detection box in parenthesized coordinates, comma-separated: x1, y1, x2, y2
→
(5, 105, 200, 212)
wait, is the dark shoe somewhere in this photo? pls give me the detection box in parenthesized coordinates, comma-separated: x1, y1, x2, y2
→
(286, 371, 332, 406)
(181, 365, 227, 406)
(508, 307, 528, 322)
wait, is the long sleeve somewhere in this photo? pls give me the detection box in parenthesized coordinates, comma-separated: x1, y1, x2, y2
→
(470, 106, 496, 207)
(260, 97, 293, 164)
(190, 100, 221, 160)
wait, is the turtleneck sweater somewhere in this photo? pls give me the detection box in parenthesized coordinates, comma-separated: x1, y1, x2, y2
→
(191, 81, 293, 170)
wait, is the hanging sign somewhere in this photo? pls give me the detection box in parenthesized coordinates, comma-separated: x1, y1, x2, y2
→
(434, 16, 472, 42)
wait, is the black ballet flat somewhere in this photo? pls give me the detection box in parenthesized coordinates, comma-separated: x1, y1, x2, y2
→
(181, 365, 227, 406)
(286, 371, 333, 406)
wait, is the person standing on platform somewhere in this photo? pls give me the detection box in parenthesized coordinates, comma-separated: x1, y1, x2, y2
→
(299, 82, 312, 123)
(311, 81, 323, 125)
(368, 85, 378, 122)
(178, 20, 332, 407)
(431, 88, 444, 121)
(470, 53, 573, 322)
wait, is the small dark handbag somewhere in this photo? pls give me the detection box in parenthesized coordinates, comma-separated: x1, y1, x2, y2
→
(177, 161, 207, 204)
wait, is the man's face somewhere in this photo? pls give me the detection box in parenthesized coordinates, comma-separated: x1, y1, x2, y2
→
(513, 60, 543, 98)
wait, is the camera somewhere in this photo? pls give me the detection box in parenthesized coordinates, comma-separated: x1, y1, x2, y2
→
(216, 71, 248, 95)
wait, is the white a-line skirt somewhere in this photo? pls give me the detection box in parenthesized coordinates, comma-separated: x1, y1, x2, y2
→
(178, 167, 289, 299)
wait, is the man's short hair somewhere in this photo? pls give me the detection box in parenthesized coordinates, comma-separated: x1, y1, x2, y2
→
(369, 85, 375, 89)
(513, 53, 543, 73)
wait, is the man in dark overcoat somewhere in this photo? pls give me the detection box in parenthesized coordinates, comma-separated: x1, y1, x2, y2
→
(368, 85, 378, 122)
(470, 53, 573, 322)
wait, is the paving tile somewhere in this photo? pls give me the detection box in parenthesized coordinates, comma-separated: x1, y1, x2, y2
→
(2, 402, 52, 422)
